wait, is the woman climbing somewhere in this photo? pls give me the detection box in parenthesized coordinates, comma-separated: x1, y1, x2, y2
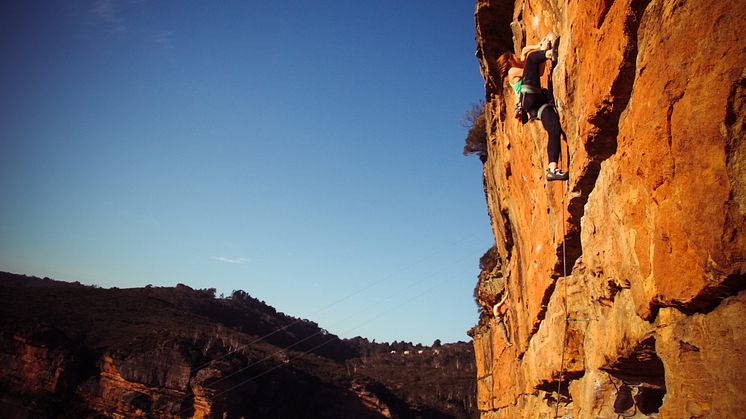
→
(497, 34, 568, 181)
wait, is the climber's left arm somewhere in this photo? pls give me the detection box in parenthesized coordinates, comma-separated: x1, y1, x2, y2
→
(520, 44, 542, 61)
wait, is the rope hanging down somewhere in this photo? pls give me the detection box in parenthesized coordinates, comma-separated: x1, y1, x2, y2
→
(554, 173, 570, 419)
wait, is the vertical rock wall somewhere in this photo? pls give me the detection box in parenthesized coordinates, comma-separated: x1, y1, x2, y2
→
(470, 0, 746, 417)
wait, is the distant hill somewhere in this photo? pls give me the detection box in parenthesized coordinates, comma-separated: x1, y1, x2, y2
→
(0, 271, 476, 418)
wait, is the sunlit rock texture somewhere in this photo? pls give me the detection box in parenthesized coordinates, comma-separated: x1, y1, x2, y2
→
(469, 0, 746, 417)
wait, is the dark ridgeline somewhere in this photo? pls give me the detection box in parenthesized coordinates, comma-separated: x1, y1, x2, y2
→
(0, 271, 476, 418)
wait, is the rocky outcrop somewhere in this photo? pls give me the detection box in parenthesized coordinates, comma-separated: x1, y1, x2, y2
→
(470, 0, 745, 417)
(78, 349, 193, 417)
(0, 328, 78, 395)
(0, 326, 94, 418)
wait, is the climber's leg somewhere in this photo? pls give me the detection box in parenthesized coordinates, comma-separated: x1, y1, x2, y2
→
(541, 106, 568, 181)
(496, 317, 512, 347)
(542, 106, 561, 164)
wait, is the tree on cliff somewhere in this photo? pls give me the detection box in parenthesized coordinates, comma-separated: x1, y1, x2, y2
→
(462, 101, 487, 162)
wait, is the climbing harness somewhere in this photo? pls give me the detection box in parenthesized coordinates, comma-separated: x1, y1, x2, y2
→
(515, 84, 554, 122)
(520, 84, 543, 95)
(537, 103, 555, 121)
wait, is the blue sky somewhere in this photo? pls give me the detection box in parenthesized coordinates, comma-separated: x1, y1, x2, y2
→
(0, 1, 493, 344)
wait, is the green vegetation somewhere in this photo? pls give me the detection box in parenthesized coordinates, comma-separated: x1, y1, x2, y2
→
(462, 101, 488, 162)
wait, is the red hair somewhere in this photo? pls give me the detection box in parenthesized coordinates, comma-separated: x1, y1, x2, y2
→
(495, 51, 520, 81)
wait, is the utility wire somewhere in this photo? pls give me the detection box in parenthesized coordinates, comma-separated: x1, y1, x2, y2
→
(182, 272, 455, 414)
(118, 231, 484, 415)
(192, 252, 472, 391)
(188, 230, 483, 373)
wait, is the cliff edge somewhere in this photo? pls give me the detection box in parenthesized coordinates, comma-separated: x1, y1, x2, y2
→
(469, 0, 745, 417)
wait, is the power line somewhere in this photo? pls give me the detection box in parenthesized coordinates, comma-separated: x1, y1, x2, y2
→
(110, 230, 483, 417)
(180, 272, 456, 415)
(191, 252, 473, 392)
(188, 230, 484, 373)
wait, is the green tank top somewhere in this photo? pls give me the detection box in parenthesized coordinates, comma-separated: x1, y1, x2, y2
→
(510, 79, 522, 95)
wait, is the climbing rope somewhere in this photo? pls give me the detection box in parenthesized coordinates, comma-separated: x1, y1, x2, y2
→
(554, 158, 571, 419)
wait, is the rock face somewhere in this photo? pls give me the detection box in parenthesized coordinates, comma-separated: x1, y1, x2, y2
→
(469, 0, 745, 417)
(78, 350, 194, 417)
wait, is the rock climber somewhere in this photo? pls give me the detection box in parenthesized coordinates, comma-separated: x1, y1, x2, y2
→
(492, 291, 512, 347)
(496, 34, 568, 181)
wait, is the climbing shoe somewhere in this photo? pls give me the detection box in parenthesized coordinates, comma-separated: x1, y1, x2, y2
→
(546, 169, 568, 181)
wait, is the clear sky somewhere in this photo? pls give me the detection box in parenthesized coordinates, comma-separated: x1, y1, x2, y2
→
(0, 1, 493, 344)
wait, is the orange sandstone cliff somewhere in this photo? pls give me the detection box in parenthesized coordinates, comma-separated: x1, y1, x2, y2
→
(469, 0, 745, 417)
